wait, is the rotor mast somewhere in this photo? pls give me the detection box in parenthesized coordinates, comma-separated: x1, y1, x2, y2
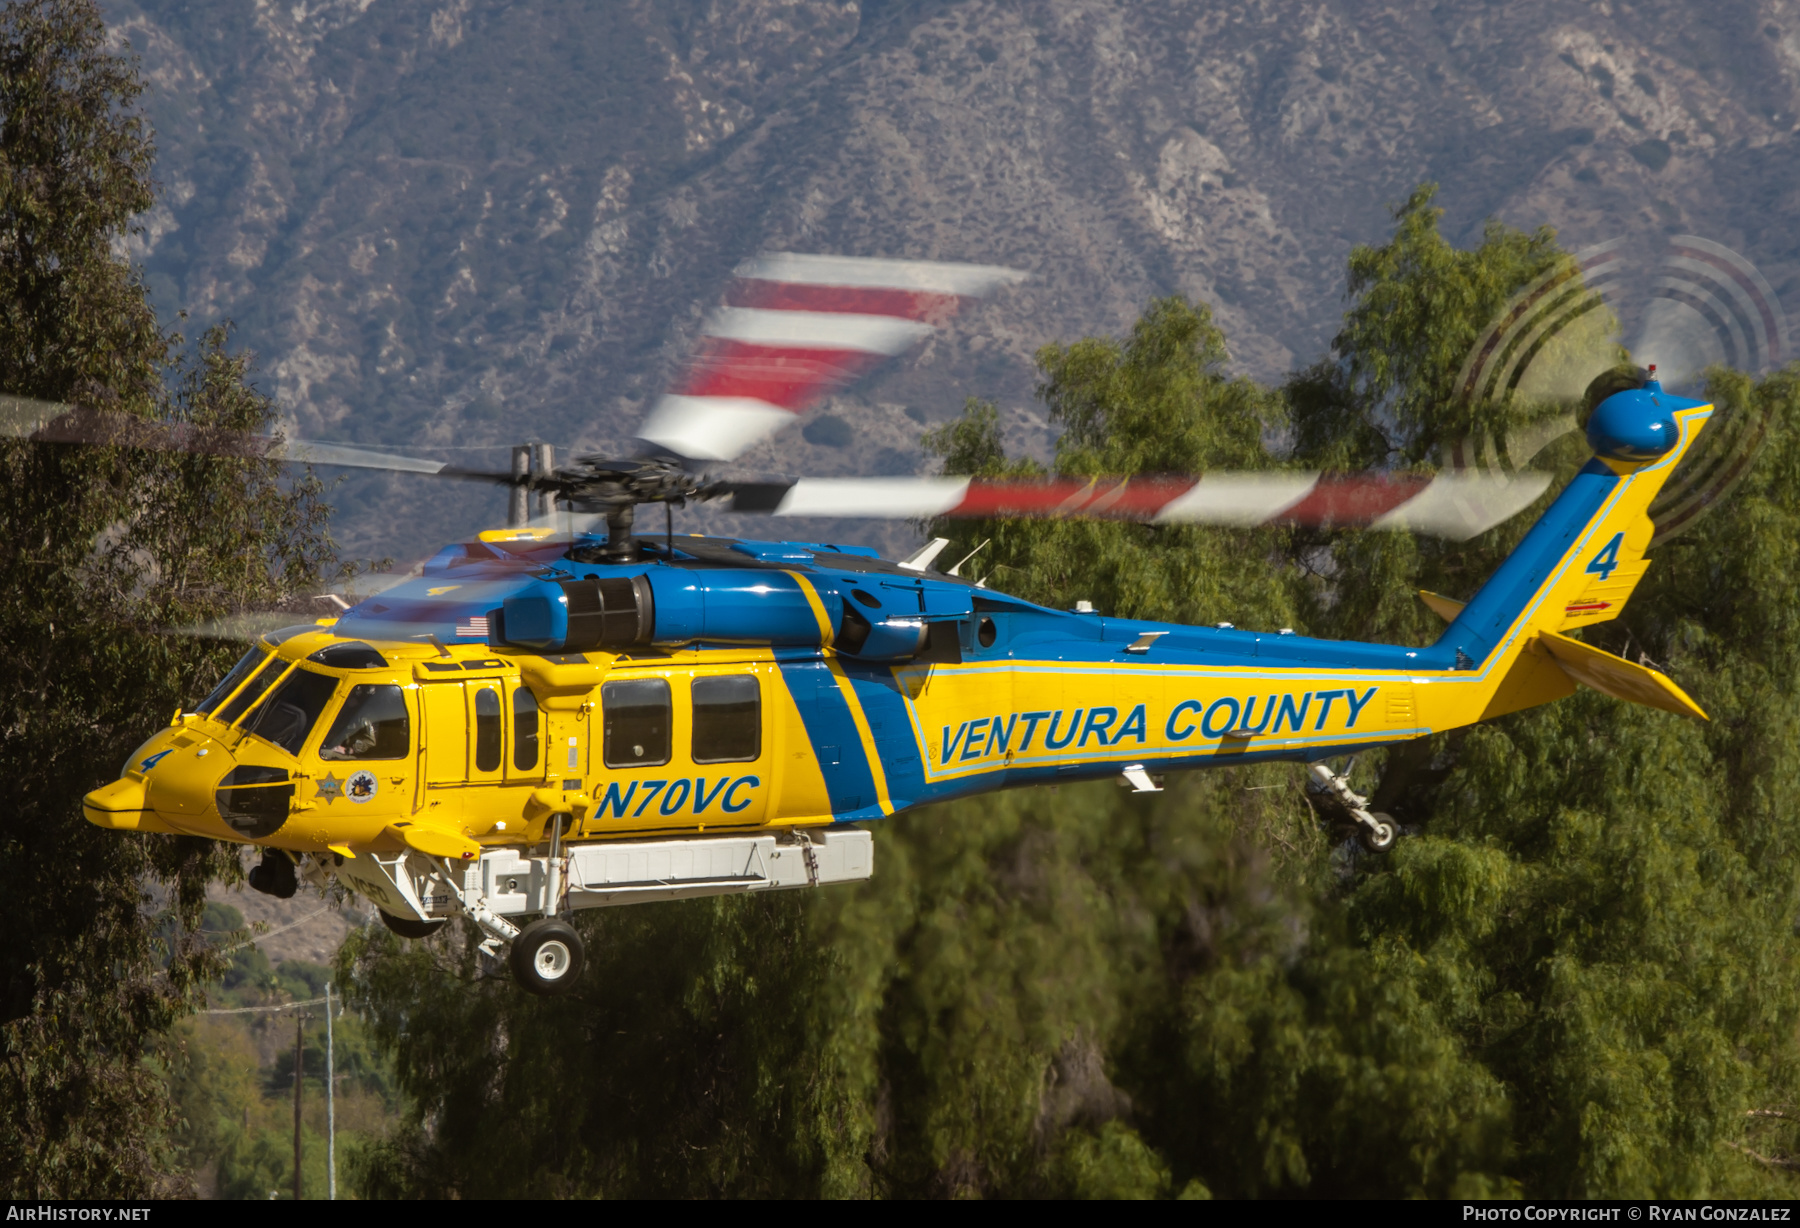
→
(506, 443, 559, 530)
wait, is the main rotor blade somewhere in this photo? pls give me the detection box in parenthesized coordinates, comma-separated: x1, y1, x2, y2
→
(637, 254, 1029, 463)
(720, 471, 1553, 541)
(0, 394, 517, 482)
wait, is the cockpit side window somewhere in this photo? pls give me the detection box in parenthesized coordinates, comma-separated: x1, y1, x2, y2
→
(198, 648, 267, 715)
(246, 668, 341, 756)
(319, 684, 411, 760)
(213, 657, 283, 725)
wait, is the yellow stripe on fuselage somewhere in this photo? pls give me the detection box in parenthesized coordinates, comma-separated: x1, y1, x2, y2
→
(787, 571, 895, 816)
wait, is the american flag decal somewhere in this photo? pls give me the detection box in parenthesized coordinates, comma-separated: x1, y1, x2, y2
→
(455, 616, 490, 638)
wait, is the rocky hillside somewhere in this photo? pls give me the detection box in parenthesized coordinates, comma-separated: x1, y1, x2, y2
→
(103, 0, 1800, 561)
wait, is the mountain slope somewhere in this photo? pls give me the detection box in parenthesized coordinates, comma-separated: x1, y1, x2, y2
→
(104, 0, 1800, 559)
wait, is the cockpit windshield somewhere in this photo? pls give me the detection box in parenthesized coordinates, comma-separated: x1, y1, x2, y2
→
(245, 668, 341, 756)
(211, 656, 283, 725)
(197, 648, 267, 716)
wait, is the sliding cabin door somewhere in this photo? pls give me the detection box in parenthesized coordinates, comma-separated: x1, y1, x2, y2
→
(585, 665, 772, 836)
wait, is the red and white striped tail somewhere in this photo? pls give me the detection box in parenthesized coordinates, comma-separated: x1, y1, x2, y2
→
(724, 470, 1552, 541)
(637, 254, 1028, 462)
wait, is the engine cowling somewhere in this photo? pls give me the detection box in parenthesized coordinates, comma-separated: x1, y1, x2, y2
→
(501, 574, 654, 653)
(495, 566, 971, 661)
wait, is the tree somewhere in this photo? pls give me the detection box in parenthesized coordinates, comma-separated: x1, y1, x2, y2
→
(0, 0, 337, 1196)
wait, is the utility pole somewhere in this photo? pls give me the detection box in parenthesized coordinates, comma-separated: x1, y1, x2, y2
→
(326, 983, 336, 1201)
(292, 1012, 305, 1201)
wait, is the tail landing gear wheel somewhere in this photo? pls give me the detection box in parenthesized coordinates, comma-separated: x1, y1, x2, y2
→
(510, 917, 585, 996)
(378, 910, 447, 940)
(1359, 813, 1399, 853)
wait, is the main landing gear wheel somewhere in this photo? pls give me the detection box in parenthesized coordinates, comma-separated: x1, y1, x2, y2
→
(1359, 813, 1399, 854)
(510, 917, 585, 996)
(378, 910, 448, 939)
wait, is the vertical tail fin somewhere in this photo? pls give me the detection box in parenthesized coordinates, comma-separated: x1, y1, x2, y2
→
(1434, 383, 1713, 720)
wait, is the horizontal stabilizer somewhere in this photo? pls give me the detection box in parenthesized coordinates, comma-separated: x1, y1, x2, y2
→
(1538, 631, 1707, 721)
(1418, 590, 1467, 622)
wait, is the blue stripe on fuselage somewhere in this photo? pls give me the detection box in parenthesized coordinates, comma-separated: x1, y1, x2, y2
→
(835, 661, 930, 810)
(777, 658, 881, 818)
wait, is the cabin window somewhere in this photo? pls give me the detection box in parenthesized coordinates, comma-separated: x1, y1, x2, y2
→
(692, 676, 760, 764)
(319, 684, 410, 760)
(473, 687, 503, 772)
(603, 678, 670, 768)
(977, 617, 998, 648)
(512, 687, 540, 770)
(198, 648, 266, 715)
(247, 668, 340, 755)
(214, 658, 283, 725)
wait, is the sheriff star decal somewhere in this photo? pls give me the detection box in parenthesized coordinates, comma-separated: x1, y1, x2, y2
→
(315, 772, 344, 804)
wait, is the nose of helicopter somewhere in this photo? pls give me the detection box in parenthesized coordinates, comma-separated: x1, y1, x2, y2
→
(83, 724, 236, 836)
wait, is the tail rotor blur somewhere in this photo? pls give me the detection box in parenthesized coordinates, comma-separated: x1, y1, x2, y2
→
(1449, 233, 1790, 542)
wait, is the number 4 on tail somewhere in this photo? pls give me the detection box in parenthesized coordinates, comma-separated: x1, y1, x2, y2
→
(1586, 532, 1624, 582)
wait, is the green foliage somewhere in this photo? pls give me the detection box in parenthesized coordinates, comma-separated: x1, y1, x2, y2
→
(0, 0, 340, 1196)
(158, 998, 398, 1200)
(1285, 186, 1594, 648)
(1316, 183, 1569, 464)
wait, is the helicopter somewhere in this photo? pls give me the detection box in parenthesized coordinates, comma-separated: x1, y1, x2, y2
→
(22, 253, 1716, 996)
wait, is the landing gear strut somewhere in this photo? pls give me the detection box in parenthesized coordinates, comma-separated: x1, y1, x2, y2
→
(429, 859, 584, 995)
(1308, 761, 1399, 853)
(415, 853, 585, 996)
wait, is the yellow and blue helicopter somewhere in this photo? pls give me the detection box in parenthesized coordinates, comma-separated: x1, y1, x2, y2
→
(50, 256, 1714, 995)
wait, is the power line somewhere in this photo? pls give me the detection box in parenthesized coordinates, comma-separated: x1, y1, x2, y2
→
(213, 905, 334, 956)
(199, 995, 329, 1015)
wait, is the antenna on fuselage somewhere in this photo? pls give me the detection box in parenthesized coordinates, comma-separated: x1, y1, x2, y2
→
(948, 539, 990, 577)
(899, 537, 950, 572)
